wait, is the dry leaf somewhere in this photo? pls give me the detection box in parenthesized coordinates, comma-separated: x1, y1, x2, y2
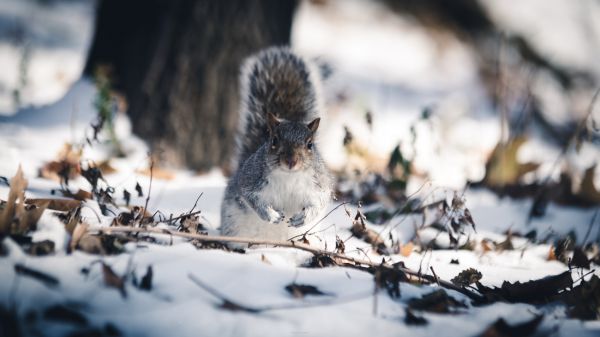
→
(547, 246, 557, 261)
(0, 165, 27, 234)
(350, 210, 388, 255)
(19, 202, 49, 234)
(405, 308, 428, 325)
(335, 235, 345, 254)
(481, 239, 493, 253)
(139, 266, 153, 291)
(400, 241, 414, 257)
(0, 167, 48, 235)
(579, 165, 600, 204)
(451, 268, 483, 287)
(58, 207, 82, 235)
(69, 222, 104, 255)
(136, 166, 175, 180)
(96, 160, 117, 175)
(29, 240, 55, 256)
(26, 198, 81, 212)
(39, 143, 82, 184)
(102, 263, 126, 297)
(285, 283, 330, 298)
(408, 289, 467, 313)
(479, 315, 543, 337)
(60, 189, 93, 201)
(484, 137, 539, 187)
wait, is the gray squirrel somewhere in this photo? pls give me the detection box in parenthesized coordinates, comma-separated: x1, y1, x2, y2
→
(220, 47, 333, 243)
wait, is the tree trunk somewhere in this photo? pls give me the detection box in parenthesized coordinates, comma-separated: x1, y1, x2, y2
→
(85, 0, 297, 171)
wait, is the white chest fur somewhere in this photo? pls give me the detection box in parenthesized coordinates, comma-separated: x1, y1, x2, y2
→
(259, 168, 316, 216)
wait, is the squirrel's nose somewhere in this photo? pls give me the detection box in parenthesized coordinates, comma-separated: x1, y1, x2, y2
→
(286, 158, 298, 169)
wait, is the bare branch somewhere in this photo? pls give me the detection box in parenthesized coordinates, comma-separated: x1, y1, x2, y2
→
(99, 225, 485, 302)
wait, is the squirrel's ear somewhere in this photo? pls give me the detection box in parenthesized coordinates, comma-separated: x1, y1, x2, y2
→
(307, 118, 320, 133)
(267, 113, 281, 133)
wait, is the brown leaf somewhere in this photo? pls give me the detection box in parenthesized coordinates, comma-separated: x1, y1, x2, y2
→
(39, 143, 82, 185)
(59, 207, 82, 235)
(481, 239, 493, 252)
(0, 165, 28, 234)
(495, 235, 514, 252)
(178, 214, 203, 233)
(547, 246, 557, 261)
(59, 189, 93, 201)
(350, 210, 388, 255)
(335, 235, 345, 254)
(306, 254, 338, 268)
(27, 198, 81, 212)
(96, 160, 117, 175)
(18, 201, 49, 234)
(136, 166, 174, 180)
(70, 222, 105, 255)
(102, 263, 126, 297)
(476, 271, 572, 303)
(374, 264, 405, 299)
(139, 266, 153, 291)
(29, 240, 55, 256)
(479, 315, 543, 337)
(556, 274, 600, 320)
(408, 289, 467, 313)
(285, 283, 330, 298)
(135, 182, 143, 197)
(451, 268, 483, 287)
(484, 137, 539, 188)
(578, 165, 600, 204)
(405, 308, 428, 325)
(400, 241, 414, 257)
(570, 247, 591, 269)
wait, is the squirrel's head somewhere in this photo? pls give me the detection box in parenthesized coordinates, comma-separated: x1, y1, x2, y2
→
(266, 113, 320, 172)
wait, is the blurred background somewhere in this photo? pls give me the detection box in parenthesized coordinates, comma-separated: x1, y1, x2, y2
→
(0, 0, 599, 208)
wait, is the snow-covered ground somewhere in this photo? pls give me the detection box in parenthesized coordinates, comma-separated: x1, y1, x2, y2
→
(1, 0, 599, 336)
(0, 78, 598, 336)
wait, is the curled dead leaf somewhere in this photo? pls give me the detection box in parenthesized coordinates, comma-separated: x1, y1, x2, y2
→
(102, 263, 126, 298)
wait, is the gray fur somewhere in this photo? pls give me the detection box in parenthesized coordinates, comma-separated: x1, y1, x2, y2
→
(221, 47, 332, 243)
(233, 46, 322, 169)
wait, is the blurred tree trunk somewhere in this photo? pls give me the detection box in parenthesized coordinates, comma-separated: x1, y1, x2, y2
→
(85, 0, 297, 171)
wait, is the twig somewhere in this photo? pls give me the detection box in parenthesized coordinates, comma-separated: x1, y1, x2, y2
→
(534, 88, 600, 203)
(189, 273, 374, 313)
(154, 210, 202, 225)
(99, 226, 485, 302)
(189, 273, 262, 313)
(430, 266, 440, 287)
(189, 192, 204, 214)
(141, 158, 154, 226)
(287, 202, 350, 242)
(573, 269, 596, 285)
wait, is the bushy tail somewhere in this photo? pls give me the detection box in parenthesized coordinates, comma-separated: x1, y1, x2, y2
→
(233, 47, 323, 169)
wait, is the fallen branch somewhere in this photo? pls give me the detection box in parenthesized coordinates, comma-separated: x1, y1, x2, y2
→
(99, 226, 486, 302)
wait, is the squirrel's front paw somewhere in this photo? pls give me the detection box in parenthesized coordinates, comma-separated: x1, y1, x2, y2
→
(288, 210, 306, 227)
(265, 207, 285, 224)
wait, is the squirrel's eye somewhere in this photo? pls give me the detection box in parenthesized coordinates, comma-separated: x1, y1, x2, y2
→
(271, 137, 279, 149)
(306, 141, 313, 150)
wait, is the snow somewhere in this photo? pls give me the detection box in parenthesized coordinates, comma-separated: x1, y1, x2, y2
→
(0, 79, 597, 335)
(0, 0, 95, 115)
(1, 0, 599, 336)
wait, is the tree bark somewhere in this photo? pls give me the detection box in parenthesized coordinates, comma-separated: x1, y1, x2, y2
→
(85, 0, 297, 171)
